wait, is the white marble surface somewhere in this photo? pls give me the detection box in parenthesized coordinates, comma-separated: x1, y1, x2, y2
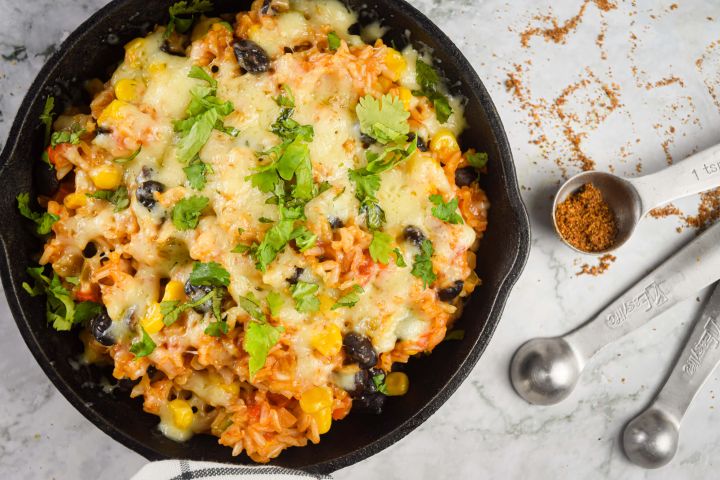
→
(2, 0, 720, 478)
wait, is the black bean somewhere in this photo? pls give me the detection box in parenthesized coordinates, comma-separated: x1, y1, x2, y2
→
(328, 216, 344, 229)
(348, 23, 361, 35)
(286, 267, 304, 285)
(343, 332, 378, 368)
(82, 242, 98, 258)
(437, 280, 464, 302)
(90, 310, 114, 346)
(403, 225, 426, 247)
(117, 377, 140, 392)
(353, 392, 386, 414)
(260, 0, 272, 14)
(454, 166, 479, 187)
(161, 32, 189, 57)
(233, 39, 270, 74)
(347, 368, 378, 398)
(407, 132, 427, 152)
(184, 280, 214, 313)
(136, 181, 165, 209)
(360, 133, 376, 148)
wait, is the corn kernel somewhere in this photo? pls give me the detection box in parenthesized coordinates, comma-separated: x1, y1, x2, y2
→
(97, 99, 129, 125)
(318, 294, 335, 313)
(247, 24, 260, 38)
(114, 78, 140, 102)
(299, 386, 333, 413)
(63, 192, 87, 209)
(219, 381, 240, 397)
(124, 38, 146, 69)
(141, 303, 164, 334)
(311, 407, 332, 434)
(168, 399, 194, 429)
(148, 62, 167, 74)
(430, 129, 460, 156)
(384, 372, 409, 396)
(311, 324, 342, 357)
(90, 164, 122, 190)
(385, 48, 407, 81)
(398, 87, 413, 111)
(162, 280, 185, 302)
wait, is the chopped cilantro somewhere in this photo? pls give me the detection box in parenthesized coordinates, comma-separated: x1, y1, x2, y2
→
(50, 126, 84, 148)
(393, 247, 407, 267)
(40, 96, 55, 146)
(328, 31, 341, 51)
(231, 244, 251, 254)
(17, 193, 59, 235)
(369, 231, 393, 264)
(251, 219, 294, 271)
(114, 146, 142, 164)
(291, 226, 317, 252)
(429, 194, 463, 224)
(171, 195, 209, 230)
(413, 59, 453, 123)
(88, 186, 130, 212)
(332, 285, 364, 309)
(274, 84, 295, 108)
(266, 291, 284, 317)
(467, 151, 488, 169)
(183, 158, 212, 190)
(160, 289, 215, 326)
(165, 0, 213, 38)
(356, 94, 409, 144)
(372, 372, 388, 394)
(188, 65, 217, 88)
(130, 327, 156, 357)
(290, 281, 319, 313)
(237, 293, 266, 322)
(204, 320, 229, 337)
(189, 261, 230, 287)
(175, 108, 219, 163)
(411, 239, 436, 288)
(244, 320, 284, 378)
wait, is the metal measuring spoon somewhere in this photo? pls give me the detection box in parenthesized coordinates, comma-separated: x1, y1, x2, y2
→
(623, 282, 720, 468)
(553, 144, 720, 253)
(510, 221, 720, 405)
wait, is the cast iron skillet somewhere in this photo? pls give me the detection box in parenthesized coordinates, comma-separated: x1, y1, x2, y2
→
(0, 0, 529, 475)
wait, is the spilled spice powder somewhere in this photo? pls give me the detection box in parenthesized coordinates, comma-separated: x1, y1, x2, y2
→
(555, 183, 617, 252)
(577, 254, 616, 276)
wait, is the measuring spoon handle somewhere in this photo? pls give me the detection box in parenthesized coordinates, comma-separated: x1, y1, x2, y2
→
(565, 222, 720, 360)
(654, 286, 720, 421)
(630, 143, 720, 214)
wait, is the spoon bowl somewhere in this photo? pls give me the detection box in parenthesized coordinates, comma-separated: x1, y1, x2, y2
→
(622, 407, 679, 469)
(552, 171, 642, 254)
(509, 337, 583, 405)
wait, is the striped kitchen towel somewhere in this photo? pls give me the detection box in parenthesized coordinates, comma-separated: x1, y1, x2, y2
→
(131, 460, 330, 479)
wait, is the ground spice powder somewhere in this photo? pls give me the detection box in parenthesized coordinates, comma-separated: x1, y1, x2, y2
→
(555, 183, 617, 252)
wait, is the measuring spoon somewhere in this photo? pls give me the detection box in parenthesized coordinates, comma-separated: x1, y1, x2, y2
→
(623, 282, 720, 468)
(510, 221, 720, 405)
(553, 144, 720, 254)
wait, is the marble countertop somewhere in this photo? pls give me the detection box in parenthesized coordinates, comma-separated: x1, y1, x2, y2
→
(2, 0, 720, 478)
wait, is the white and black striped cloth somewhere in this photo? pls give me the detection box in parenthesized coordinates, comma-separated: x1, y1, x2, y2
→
(131, 460, 330, 480)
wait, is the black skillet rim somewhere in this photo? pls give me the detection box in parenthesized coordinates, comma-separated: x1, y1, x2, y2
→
(0, 0, 530, 475)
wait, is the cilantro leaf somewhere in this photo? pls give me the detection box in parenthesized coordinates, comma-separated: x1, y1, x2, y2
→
(275, 84, 295, 108)
(251, 219, 294, 271)
(244, 320, 284, 378)
(291, 225, 317, 252)
(369, 231, 393, 264)
(40, 96, 55, 146)
(114, 146, 142, 164)
(160, 289, 215, 326)
(413, 59, 453, 124)
(372, 372, 388, 394)
(88, 186, 130, 212)
(184, 158, 212, 190)
(175, 108, 219, 163)
(393, 247, 407, 267)
(467, 151, 488, 169)
(172, 195, 209, 230)
(188, 65, 217, 88)
(189, 261, 230, 287)
(232, 244, 251, 253)
(237, 293, 266, 322)
(429, 194, 463, 224)
(130, 327, 156, 357)
(328, 31, 341, 51)
(17, 193, 59, 235)
(290, 281, 319, 313)
(204, 320, 229, 337)
(267, 291, 283, 317)
(356, 94, 409, 144)
(332, 285, 364, 309)
(50, 125, 84, 148)
(165, 0, 213, 38)
(411, 239, 436, 288)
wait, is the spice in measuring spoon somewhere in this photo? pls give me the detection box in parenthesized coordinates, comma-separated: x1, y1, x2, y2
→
(555, 183, 617, 252)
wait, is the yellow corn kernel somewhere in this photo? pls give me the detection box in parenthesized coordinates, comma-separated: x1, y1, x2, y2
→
(114, 78, 140, 102)
(311, 323, 342, 357)
(97, 99, 128, 125)
(385, 48, 407, 81)
(148, 62, 167, 74)
(398, 87, 413, 111)
(168, 399, 194, 429)
(124, 38, 146, 69)
(141, 303, 164, 334)
(247, 24, 260, 38)
(311, 407, 332, 434)
(299, 386, 333, 413)
(384, 371, 409, 396)
(219, 381, 240, 397)
(90, 164, 122, 190)
(318, 294, 335, 313)
(162, 280, 185, 302)
(430, 129, 460, 156)
(63, 192, 87, 209)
